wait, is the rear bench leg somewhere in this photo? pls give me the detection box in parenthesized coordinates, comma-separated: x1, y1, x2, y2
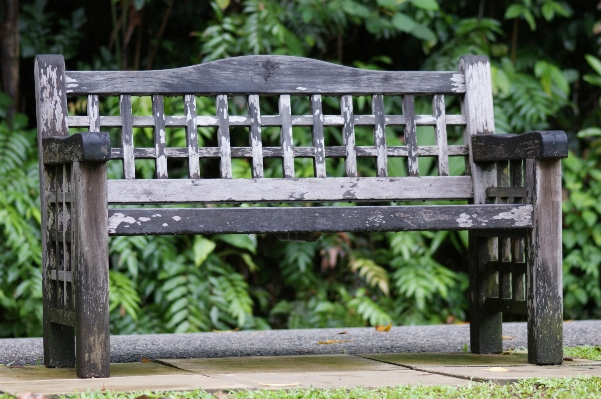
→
(526, 159, 563, 364)
(469, 232, 502, 354)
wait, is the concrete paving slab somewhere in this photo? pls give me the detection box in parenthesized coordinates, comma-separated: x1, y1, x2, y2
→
(418, 364, 601, 384)
(360, 352, 601, 368)
(0, 363, 251, 395)
(206, 370, 471, 389)
(158, 354, 401, 374)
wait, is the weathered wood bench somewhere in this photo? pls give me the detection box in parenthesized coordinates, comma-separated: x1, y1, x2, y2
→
(35, 54, 567, 378)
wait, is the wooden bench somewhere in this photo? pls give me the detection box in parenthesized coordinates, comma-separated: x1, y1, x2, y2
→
(35, 54, 567, 378)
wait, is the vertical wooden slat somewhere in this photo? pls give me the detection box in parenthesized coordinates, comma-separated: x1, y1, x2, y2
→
(341, 95, 356, 177)
(62, 164, 68, 308)
(511, 160, 525, 301)
(279, 94, 295, 178)
(34, 54, 75, 368)
(372, 94, 387, 177)
(216, 95, 232, 179)
(498, 161, 511, 299)
(459, 55, 500, 355)
(433, 94, 449, 176)
(153, 95, 168, 179)
(311, 95, 326, 178)
(72, 161, 110, 378)
(87, 95, 100, 132)
(120, 95, 135, 179)
(402, 95, 418, 177)
(526, 158, 563, 365)
(248, 94, 264, 178)
(185, 95, 200, 179)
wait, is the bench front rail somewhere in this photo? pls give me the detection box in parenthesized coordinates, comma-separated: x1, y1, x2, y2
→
(35, 54, 567, 378)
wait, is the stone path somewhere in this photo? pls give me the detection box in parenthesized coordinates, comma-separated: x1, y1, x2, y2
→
(0, 321, 600, 395)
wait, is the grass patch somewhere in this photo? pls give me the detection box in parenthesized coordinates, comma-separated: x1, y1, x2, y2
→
(3, 378, 601, 399)
(564, 346, 601, 361)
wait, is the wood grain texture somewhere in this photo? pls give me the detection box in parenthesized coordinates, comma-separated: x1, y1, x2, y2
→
(107, 204, 533, 236)
(42, 133, 111, 164)
(216, 95, 232, 178)
(372, 94, 387, 177)
(342, 95, 357, 177)
(248, 94, 264, 178)
(120, 95, 135, 179)
(511, 160, 526, 302)
(472, 131, 568, 161)
(184, 95, 200, 178)
(402, 95, 418, 177)
(526, 158, 563, 365)
(433, 94, 449, 176)
(65, 55, 466, 95)
(87, 95, 100, 131)
(35, 54, 76, 369)
(106, 176, 475, 204)
(279, 95, 295, 177)
(72, 161, 110, 378)
(153, 95, 168, 178)
(67, 113, 468, 129)
(311, 95, 326, 178)
(108, 144, 469, 160)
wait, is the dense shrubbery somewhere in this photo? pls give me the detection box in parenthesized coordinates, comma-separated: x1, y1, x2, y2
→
(1, 0, 600, 337)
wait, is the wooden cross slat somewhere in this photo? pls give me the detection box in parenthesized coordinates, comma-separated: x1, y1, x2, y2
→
(433, 94, 449, 176)
(341, 95, 356, 177)
(402, 95, 418, 177)
(311, 95, 326, 178)
(184, 95, 200, 179)
(248, 94, 264, 178)
(216, 95, 232, 178)
(153, 95, 168, 179)
(372, 94, 387, 177)
(87, 95, 100, 131)
(279, 95, 295, 178)
(120, 95, 135, 179)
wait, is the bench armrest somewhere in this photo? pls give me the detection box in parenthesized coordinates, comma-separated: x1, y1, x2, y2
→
(471, 131, 568, 162)
(42, 132, 111, 165)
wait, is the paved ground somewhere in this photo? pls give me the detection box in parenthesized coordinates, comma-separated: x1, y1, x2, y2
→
(0, 321, 600, 395)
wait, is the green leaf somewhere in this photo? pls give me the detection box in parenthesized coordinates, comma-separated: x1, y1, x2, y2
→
(582, 210, 598, 228)
(193, 236, 216, 267)
(215, 0, 230, 10)
(578, 127, 601, 138)
(583, 74, 601, 87)
(214, 234, 257, 254)
(391, 13, 416, 33)
(541, 2, 554, 21)
(504, 4, 526, 19)
(342, 0, 372, 18)
(410, 0, 438, 11)
(410, 23, 437, 41)
(585, 54, 601, 77)
(523, 10, 536, 30)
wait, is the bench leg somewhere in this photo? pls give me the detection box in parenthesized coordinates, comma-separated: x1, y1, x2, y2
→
(72, 162, 110, 378)
(526, 159, 563, 365)
(43, 321, 75, 367)
(468, 232, 502, 354)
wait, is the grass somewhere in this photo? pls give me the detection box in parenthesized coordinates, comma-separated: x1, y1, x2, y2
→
(1, 346, 600, 399)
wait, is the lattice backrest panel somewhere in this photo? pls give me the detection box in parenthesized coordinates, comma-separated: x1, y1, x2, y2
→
(63, 55, 475, 203)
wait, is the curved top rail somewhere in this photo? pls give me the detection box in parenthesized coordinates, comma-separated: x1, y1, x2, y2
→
(65, 55, 465, 96)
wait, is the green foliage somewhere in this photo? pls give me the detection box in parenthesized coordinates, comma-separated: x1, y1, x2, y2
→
(0, 94, 43, 337)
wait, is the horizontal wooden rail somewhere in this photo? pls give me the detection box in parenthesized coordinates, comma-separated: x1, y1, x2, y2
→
(472, 131, 568, 161)
(107, 176, 474, 204)
(487, 298, 527, 315)
(107, 204, 533, 236)
(42, 132, 111, 165)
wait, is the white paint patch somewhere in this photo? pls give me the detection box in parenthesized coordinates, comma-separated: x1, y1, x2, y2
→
(296, 87, 307, 91)
(456, 213, 473, 228)
(172, 216, 181, 221)
(493, 206, 532, 227)
(108, 213, 137, 234)
(162, 223, 168, 227)
(451, 73, 466, 93)
(152, 214, 162, 218)
(139, 217, 150, 222)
